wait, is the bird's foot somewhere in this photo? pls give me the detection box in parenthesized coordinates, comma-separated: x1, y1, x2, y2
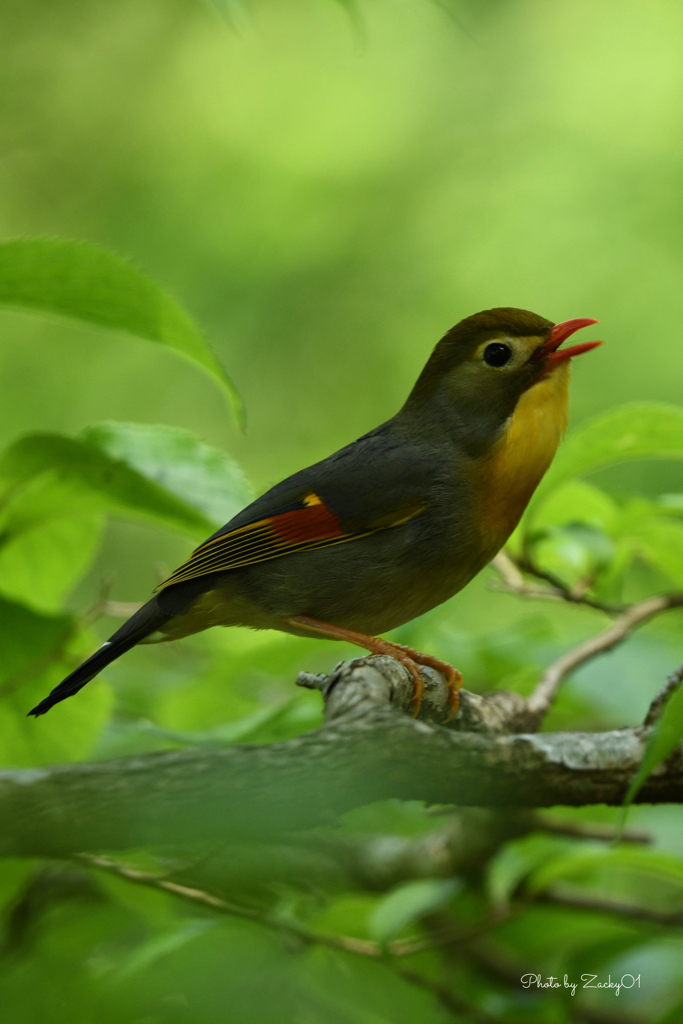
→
(390, 643, 463, 721)
(283, 615, 461, 720)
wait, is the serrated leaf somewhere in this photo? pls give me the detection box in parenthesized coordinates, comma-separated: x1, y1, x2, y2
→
(529, 403, 683, 518)
(80, 422, 252, 527)
(0, 237, 243, 428)
(368, 878, 460, 943)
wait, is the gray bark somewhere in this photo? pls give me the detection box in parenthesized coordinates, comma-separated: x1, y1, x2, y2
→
(0, 656, 680, 859)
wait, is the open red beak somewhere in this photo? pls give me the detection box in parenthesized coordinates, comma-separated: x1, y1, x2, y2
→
(531, 318, 603, 369)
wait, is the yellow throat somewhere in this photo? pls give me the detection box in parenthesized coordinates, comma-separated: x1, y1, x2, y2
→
(478, 361, 570, 550)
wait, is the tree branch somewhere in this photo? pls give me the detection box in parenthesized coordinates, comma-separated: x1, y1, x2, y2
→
(644, 661, 683, 725)
(526, 594, 683, 725)
(492, 552, 683, 726)
(1, 656, 682, 860)
(490, 552, 622, 614)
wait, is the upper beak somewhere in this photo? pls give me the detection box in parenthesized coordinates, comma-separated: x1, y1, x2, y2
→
(531, 318, 603, 369)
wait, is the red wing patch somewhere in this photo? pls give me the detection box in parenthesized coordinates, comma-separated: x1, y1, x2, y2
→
(155, 491, 428, 593)
(267, 501, 343, 545)
(155, 493, 365, 592)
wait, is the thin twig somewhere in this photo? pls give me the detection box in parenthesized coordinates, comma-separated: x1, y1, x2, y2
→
(516, 555, 622, 613)
(77, 854, 509, 1021)
(101, 850, 512, 1023)
(80, 595, 142, 623)
(74, 853, 489, 959)
(77, 852, 379, 955)
(491, 551, 528, 590)
(101, 600, 143, 618)
(491, 551, 569, 602)
(491, 552, 621, 614)
(644, 662, 683, 726)
(527, 593, 683, 724)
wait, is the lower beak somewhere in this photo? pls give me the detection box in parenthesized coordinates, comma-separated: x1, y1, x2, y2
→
(531, 317, 603, 369)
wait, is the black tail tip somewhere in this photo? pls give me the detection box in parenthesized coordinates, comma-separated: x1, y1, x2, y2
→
(27, 700, 51, 717)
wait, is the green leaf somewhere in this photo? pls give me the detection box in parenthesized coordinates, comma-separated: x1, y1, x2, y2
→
(564, 931, 656, 989)
(80, 422, 252, 527)
(94, 701, 295, 758)
(622, 683, 683, 809)
(658, 997, 683, 1024)
(136, 701, 294, 748)
(529, 402, 683, 517)
(0, 433, 215, 539)
(0, 237, 243, 429)
(528, 843, 683, 895)
(114, 920, 217, 979)
(0, 859, 37, 919)
(0, 421, 252, 612)
(155, 628, 330, 733)
(532, 480, 620, 534)
(657, 493, 683, 512)
(628, 517, 683, 588)
(487, 833, 574, 908)
(0, 596, 112, 766)
(532, 522, 614, 588)
(0, 475, 104, 613)
(368, 878, 460, 943)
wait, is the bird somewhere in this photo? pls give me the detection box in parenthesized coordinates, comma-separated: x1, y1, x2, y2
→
(29, 307, 601, 719)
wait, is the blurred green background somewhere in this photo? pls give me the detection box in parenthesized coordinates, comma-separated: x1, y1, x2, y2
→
(3, 1, 683, 1021)
(3, 0, 682, 468)
(2, 0, 682, 724)
(3, 0, 683, 599)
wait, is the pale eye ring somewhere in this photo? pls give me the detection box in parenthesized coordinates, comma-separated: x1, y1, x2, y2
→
(483, 342, 512, 367)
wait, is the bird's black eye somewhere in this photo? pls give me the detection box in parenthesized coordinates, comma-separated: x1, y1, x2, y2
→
(483, 342, 513, 367)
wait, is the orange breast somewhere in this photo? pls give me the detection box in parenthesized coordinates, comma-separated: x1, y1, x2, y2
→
(475, 363, 570, 553)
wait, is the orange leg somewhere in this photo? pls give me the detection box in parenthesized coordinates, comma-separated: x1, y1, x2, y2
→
(283, 615, 462, 721)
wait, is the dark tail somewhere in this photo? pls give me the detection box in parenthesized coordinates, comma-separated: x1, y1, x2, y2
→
(28, 599, 171, 717)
